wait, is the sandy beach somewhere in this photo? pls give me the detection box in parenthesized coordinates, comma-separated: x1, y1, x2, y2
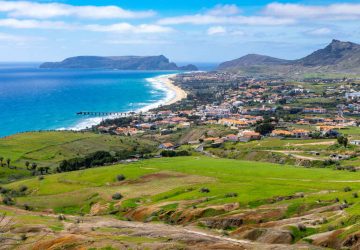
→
(152, 74, 188, 106)
(163, 75, 187, 105)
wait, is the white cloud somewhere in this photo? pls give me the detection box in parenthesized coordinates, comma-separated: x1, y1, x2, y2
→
(264, 3, 360, 20)
(0, 1, 155, 19)
(105, 39, 171, 45)
(206, 4, 241, 16)
(0, 18, 72, 29)
(86, 23, 173, 34)
(157, 3, 294, 26)
(207, 26, 226, 35)
(0, 18, 171, 34)
(158, 15, 294, 26)
(306, 28, 332, 36)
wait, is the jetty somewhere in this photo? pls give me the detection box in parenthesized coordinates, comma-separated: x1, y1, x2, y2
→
(76, 111, 136, 116)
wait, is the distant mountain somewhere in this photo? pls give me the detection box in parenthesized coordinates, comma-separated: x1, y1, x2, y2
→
(217, 40, 360, 78)
(218, 54, 289, 69)
(40, 55, 198, 71)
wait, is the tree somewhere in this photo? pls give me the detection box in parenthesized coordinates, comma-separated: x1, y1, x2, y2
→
(255, 122, 275, 136)
(25, 161, 30, 170)
(38, 167, 45, 175)
(337, 135, 344, 145)
(6, 158, 10, 168)
(337, 135, 349, 147)
(44, 167, 50, 174)
(31, 162, 37, 171)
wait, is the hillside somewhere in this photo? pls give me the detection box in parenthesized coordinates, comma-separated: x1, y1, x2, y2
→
(40, 55, 198, 71)
(0, 131, 157, 182)
(2, 156, 360, 249)
(217, 40, 360, 78)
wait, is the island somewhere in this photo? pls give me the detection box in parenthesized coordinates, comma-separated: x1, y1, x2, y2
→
(40, 55, 198, 71)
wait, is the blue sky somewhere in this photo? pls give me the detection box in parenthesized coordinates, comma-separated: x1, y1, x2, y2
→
(0, 0, 359, 62)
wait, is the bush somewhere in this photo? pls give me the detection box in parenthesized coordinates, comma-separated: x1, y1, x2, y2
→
(224, 192, 238, 198)
(0, 187, 9, 194)
(3, 196, 14, 205)
(24, 204, 31, 210)
(297, 224, 306, 231)
(353, 192, 358, 198)
(19, 185, 28, 193)
(58, 214, 66, 221)
(176, 150, 190, 156)
(116, 174, 126, 182)
(38, 176, 44, 181)
(200, 187, 210, 193)
(344, 186, 352, 192)
(112, 193, 123, 200)
(161, 150, 176, 157)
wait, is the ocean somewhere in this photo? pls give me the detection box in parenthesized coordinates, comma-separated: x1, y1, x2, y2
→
(0, 63, 177, 137)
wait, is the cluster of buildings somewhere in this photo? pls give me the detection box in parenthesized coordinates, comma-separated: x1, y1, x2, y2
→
(95, 74, 360, 152)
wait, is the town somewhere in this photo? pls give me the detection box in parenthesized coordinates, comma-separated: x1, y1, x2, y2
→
(93, 72, 360, 168)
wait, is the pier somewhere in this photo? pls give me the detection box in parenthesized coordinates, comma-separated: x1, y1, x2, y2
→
(76, 111, 136, 116)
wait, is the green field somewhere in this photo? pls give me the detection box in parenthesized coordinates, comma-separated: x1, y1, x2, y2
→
(2, 132, 360, 248)
(6, 157, 360, 219)
(0, 131, 157, 182)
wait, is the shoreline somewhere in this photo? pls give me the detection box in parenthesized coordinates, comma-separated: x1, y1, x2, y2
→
(145, 73, 187, 107)
(159, 74, 187, 106)
(65, 73, 187, 131)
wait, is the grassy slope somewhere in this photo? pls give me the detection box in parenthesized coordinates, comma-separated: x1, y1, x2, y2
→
(5, 157, 360, 215)
(0, 131, 157, 182)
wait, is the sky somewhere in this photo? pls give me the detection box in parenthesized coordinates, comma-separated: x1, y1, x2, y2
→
(0, 0, 359, 63)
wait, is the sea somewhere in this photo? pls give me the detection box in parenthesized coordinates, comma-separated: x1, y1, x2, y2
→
(0, 62, 217, 137)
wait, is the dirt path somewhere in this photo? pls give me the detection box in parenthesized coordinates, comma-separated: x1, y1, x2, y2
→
(264, 150, 324, 161)
(291, 141, 335, 146)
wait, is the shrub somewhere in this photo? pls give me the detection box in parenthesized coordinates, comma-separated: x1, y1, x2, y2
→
(161, 150, 176, 157)
(200, 187, 210, 193)
(344, 186, 352, 192)
(0, 187, 9, 194)
(224, 192, 238, 198)
(24, 204, 31, 210)
(176, 150, 190, 156)
(38, 176, 44, 181)
(58, 214, 66, 221)
(19, 185, 28, 193)
(112, 193, 123, 200)
(353, 192, 358, 198)
(297, 224, 306, 231)
(3, 196, 14, 205)
(116, 174, 126, 182)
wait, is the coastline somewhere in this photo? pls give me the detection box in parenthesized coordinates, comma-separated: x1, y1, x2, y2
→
(158, 74, 187, 106)
(66, 73, 187, 131)
(145, 73, 187, 107)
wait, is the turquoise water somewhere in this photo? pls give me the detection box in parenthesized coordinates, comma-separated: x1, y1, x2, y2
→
(0, 63, 175, 137)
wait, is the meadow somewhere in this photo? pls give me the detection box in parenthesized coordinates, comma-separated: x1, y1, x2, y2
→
(0, 131, 157, 182)
(6, 156, 360, 216)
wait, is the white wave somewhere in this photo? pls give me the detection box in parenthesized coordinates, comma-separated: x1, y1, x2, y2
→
(60, 73, 178, 131)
